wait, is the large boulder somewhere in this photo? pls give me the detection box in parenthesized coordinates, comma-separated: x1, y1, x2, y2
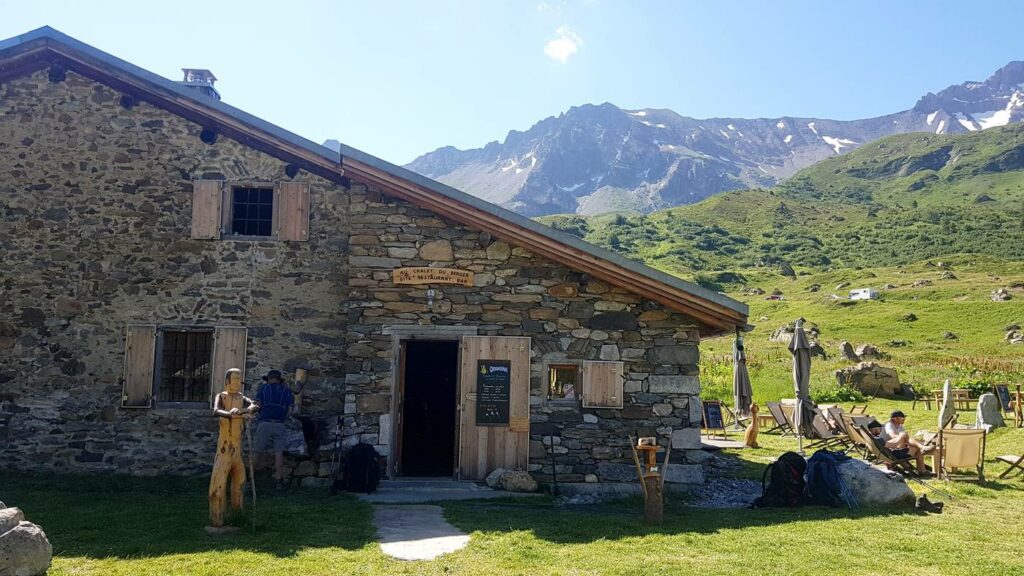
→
(485, 468, 538, 492)
(0, 507, 52, 576)
(975, 393, 1005, 431)
(838, 341, 859, 361)
(835, 362, 902, 398)
(855, 343, 881, 360)
(835, 459, 915, 507)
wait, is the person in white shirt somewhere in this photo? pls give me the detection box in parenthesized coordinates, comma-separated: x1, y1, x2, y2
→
(880, 410, 933, 473)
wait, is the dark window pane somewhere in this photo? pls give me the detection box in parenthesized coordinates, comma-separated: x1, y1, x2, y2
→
(230, 186, 274, 237)
(159, 330, 213, 403)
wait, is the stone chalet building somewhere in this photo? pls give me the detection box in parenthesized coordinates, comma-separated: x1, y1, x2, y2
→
(0, 28, 748, 489)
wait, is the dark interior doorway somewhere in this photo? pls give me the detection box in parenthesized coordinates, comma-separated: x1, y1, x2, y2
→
(399, 340, 459, 477)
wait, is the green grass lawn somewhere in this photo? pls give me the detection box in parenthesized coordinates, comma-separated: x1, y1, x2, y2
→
(5, 396, 1024, 576)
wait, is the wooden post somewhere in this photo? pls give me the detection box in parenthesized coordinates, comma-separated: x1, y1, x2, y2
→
(1015, 385, 1023, 428)
(643, 475, 663, 524)
(293, 368, 308, 414)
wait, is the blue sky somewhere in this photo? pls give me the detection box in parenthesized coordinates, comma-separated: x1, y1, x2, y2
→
(3, 1, 1023, 164)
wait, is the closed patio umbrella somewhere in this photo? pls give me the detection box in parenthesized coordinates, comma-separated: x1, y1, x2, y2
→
(733, 334, 753, 425)
(788, 319, 814, 454)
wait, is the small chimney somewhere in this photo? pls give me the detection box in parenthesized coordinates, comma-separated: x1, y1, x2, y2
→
(179, 68, 220, 100)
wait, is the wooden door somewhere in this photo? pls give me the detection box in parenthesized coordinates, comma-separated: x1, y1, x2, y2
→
(394, 341, 408, 477)
(457, 336, 531, 480)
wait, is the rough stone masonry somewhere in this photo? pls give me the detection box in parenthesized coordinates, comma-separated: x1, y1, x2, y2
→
(0, 68, 708, 486)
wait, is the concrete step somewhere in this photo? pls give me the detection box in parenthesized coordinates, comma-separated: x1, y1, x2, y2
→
(359, 478, 544, 503)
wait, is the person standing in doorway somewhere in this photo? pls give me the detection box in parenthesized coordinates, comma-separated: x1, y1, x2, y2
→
(254, 369, 294, 490)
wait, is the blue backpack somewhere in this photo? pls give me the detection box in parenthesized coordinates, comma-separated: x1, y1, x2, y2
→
(805, 450, 857, 509)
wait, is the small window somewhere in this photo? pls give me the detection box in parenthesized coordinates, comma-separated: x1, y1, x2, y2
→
(158, 329, 214, 404)
(230, 186, 274, 237)
(548, 364, 578, 400)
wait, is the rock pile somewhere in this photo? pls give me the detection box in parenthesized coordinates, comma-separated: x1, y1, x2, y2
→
(0, 502, 52, 576)
(992, 288, 1012, 302)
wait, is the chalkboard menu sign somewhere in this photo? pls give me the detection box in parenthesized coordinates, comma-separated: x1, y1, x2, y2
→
(995, 384, 1012, 412)
(702, 400, 725, 432)
(476, 360, 511, 426)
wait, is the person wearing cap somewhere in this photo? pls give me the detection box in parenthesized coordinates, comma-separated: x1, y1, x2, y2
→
(254, 369, 295, 489)
(874, 411, 932, 473)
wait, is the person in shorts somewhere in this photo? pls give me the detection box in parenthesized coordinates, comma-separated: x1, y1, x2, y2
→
(867, 417, 930, 475)
(254, 369, 294, 489)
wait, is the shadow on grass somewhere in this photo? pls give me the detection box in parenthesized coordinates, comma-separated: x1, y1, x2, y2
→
(440, 493, 928, 546)
(1, 472, 375, 560)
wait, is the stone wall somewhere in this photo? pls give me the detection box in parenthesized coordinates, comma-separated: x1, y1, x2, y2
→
(0, 70, 349, 475)
(0, 68, 708, 484)
(345, 188, 707, 484)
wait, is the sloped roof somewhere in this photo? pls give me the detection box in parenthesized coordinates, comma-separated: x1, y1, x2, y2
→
(0, 26, 748, 336)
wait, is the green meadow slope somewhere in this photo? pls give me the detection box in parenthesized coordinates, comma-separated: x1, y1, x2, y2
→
(539, 124, 1024, 399)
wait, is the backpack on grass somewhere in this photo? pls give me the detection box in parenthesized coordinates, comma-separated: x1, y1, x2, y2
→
(806, 450, 857, 509)
(338, 443, 380, 494)
(751, 451, 806, 508)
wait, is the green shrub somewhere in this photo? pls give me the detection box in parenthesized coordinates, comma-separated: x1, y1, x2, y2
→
(812, 385, 866, 403)
(956, 378, 994, 398)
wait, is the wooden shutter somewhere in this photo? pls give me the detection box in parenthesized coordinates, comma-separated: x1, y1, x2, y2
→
(582, 361, 624, 409)
(210, 327, 248, 404)
(191, 180, 222, 239)
(457, 336, 531, 481)
(277, 182, 310, 241)
(122, 325, 157, 408)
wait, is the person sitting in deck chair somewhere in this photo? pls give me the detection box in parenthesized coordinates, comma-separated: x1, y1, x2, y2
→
(866, 419, 930, 475)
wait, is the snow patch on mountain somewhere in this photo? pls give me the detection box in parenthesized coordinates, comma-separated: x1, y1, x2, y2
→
(822, 136, 855, 154)
(926, 111, 939, 125)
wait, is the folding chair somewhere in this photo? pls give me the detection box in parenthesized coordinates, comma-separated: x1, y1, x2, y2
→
(841, 415, 871, 458)
(996, 454, 1024, 479)
(807, 414, 849, 450)
(828, 407, 848, 433)
(936, 428, 986, 482)
(764, 402, 793, 435)
(849, 404, 869, 415)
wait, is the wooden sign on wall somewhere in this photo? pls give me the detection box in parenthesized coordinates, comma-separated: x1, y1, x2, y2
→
(392, 267, 474, 286)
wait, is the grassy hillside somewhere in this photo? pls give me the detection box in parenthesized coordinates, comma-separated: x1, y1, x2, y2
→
(539, 125, 1024, 405)
(698, 257, 1024, 407)
(540, 123, 1024, 275)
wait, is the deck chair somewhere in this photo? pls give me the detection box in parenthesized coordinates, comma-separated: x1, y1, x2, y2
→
(722, 405, 751, 429)
(807, 414, 849, 449)
(996, 454, 1024, 479)
(764, 402, 793, 435)
(936, 428, 986, 482)
(842, 415, 871, 458)
(858, 424, 920, 475)
(828, 407, 848, 433)
(849, 404, 869, 415)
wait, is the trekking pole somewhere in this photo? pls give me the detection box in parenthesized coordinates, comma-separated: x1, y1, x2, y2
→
(906, 475, 957, 502)
(245, 417, 258, 531)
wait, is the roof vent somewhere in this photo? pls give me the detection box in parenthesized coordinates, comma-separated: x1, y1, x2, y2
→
(178, 68, 220, 100)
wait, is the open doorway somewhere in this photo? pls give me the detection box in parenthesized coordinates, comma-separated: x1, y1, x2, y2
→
(398, 340, 459, 477)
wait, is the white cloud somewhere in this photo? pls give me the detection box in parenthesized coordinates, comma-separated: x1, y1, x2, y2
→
(544, 26, 583, 63)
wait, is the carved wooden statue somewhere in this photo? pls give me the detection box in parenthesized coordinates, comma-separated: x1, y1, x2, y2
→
(744, 402, 760, 448)
(207, 368, 257, 533)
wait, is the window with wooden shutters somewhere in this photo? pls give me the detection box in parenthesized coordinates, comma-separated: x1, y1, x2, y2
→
(156, 328, 214, 405)
(210, 326, 248, 405)
(191, 180, 222, 239)
(581, 361, 624, 409)
(277, 181, 310, 241)
(122, 325, 157, 408)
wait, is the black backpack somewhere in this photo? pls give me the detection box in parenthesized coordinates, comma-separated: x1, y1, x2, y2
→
(339, 443, 381, 494)
(752, 451, 806, 508)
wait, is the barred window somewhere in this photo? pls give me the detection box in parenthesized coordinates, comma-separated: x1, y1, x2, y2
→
(158, 329, 214, 403)
(230, 186, 274, 237)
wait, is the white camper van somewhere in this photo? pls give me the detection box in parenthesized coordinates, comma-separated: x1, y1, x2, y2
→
(849, 288, 879, 301)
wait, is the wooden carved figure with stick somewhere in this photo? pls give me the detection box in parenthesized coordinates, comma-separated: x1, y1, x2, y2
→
(744, 402, 760, 448)
(207, 368, 258, 534)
